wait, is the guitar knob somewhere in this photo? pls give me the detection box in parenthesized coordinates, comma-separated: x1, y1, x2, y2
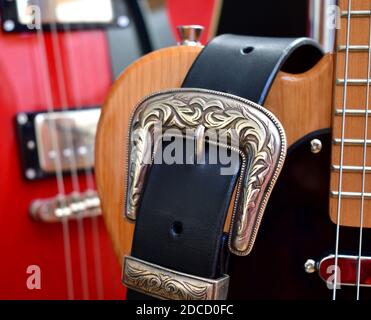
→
(176, 25, 204, 46)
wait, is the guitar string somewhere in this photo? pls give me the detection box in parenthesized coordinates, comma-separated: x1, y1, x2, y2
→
(33, 0, 74, 299)
(74, 31, 105, 300)
(333, 0, 352, 300)
(47, 15, 91, 299)
(49, 9, 80, 193)
(62, 26, 104, 300)
(76, 31, 104, 300)
(58, 26, 90, 301)
(355, 4, 371, 300)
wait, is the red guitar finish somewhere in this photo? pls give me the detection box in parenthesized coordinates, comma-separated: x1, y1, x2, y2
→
(167, 0, 218, 44)
(0, 29, 124, 300)
(0, 1, 216, 300)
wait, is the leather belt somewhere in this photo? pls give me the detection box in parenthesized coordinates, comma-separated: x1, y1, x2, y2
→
(124, 35, 323, 300)
(183, 35, 322, 104)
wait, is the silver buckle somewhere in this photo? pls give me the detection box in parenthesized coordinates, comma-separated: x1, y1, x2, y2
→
(124, 88, 286, 256)
(123, 255, 230, 300)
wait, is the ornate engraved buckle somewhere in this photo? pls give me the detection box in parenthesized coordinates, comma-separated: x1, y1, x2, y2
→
(123, 255, 230, 300)
(124, 88, 286, 256)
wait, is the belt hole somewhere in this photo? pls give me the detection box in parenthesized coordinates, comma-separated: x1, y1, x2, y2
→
(171, 221, 183, 236)
(241, 46, 254, 55)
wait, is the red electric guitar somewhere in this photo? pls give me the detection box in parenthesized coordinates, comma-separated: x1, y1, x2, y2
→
(0, 0, 218, 299)
(0, 0, 141, 300)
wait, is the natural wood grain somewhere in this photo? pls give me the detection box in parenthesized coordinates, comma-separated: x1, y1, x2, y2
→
(329, 0, 371, 227)
(96, 45, 334, 263)
(265, 54, 333, 147)
(96, 46, 202, 262)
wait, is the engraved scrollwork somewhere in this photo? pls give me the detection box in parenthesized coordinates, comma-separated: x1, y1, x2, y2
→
(123, 256, 229, 300)
(124, 258, 209, 300)
(125, 88, 286, 256)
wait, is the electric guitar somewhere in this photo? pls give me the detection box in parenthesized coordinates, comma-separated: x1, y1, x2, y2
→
(96, 0, 371, 299)
(0, 0, 221, 300)
(0, 0, 159, 300)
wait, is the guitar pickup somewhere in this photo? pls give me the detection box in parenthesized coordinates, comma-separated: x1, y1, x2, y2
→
(1, 0, 131, 33)
(319, 254, 371, 287)
(15, 108, 100, 180)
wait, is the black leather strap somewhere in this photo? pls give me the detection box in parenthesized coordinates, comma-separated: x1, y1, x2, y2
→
(127, 140, 239, 300)
(183, 35, 322, 104)
(126, 35, 323, 300)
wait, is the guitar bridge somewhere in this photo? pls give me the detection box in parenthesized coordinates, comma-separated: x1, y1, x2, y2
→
(29, 191, 101, 223)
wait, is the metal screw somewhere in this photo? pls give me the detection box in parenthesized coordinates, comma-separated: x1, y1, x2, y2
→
(63, 148, 72, 158)
(27, 140, 36, 150)
(310, 139, 322, 154)
(77, 146, 88, 156)
(3, 20, 15, 32)
(117, 16, 130, 28)
(304, 259, 317, 273)
(48, 150, 57, 159)
(17, 113, 28, 125)
(25, 168, 36, 180)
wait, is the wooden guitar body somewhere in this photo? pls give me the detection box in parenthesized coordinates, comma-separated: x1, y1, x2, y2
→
(96, 44, 349, 298)
(96, 45, 202, 260)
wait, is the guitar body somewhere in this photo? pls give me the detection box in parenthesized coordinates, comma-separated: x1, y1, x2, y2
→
(0, 30, 124, 299)
(96, 45, 202, 260)
(229, 129, 371, 299)
(97, 39, 371, 298)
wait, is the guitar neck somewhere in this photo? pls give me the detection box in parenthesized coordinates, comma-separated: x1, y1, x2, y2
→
(330, 0, 371, 227)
